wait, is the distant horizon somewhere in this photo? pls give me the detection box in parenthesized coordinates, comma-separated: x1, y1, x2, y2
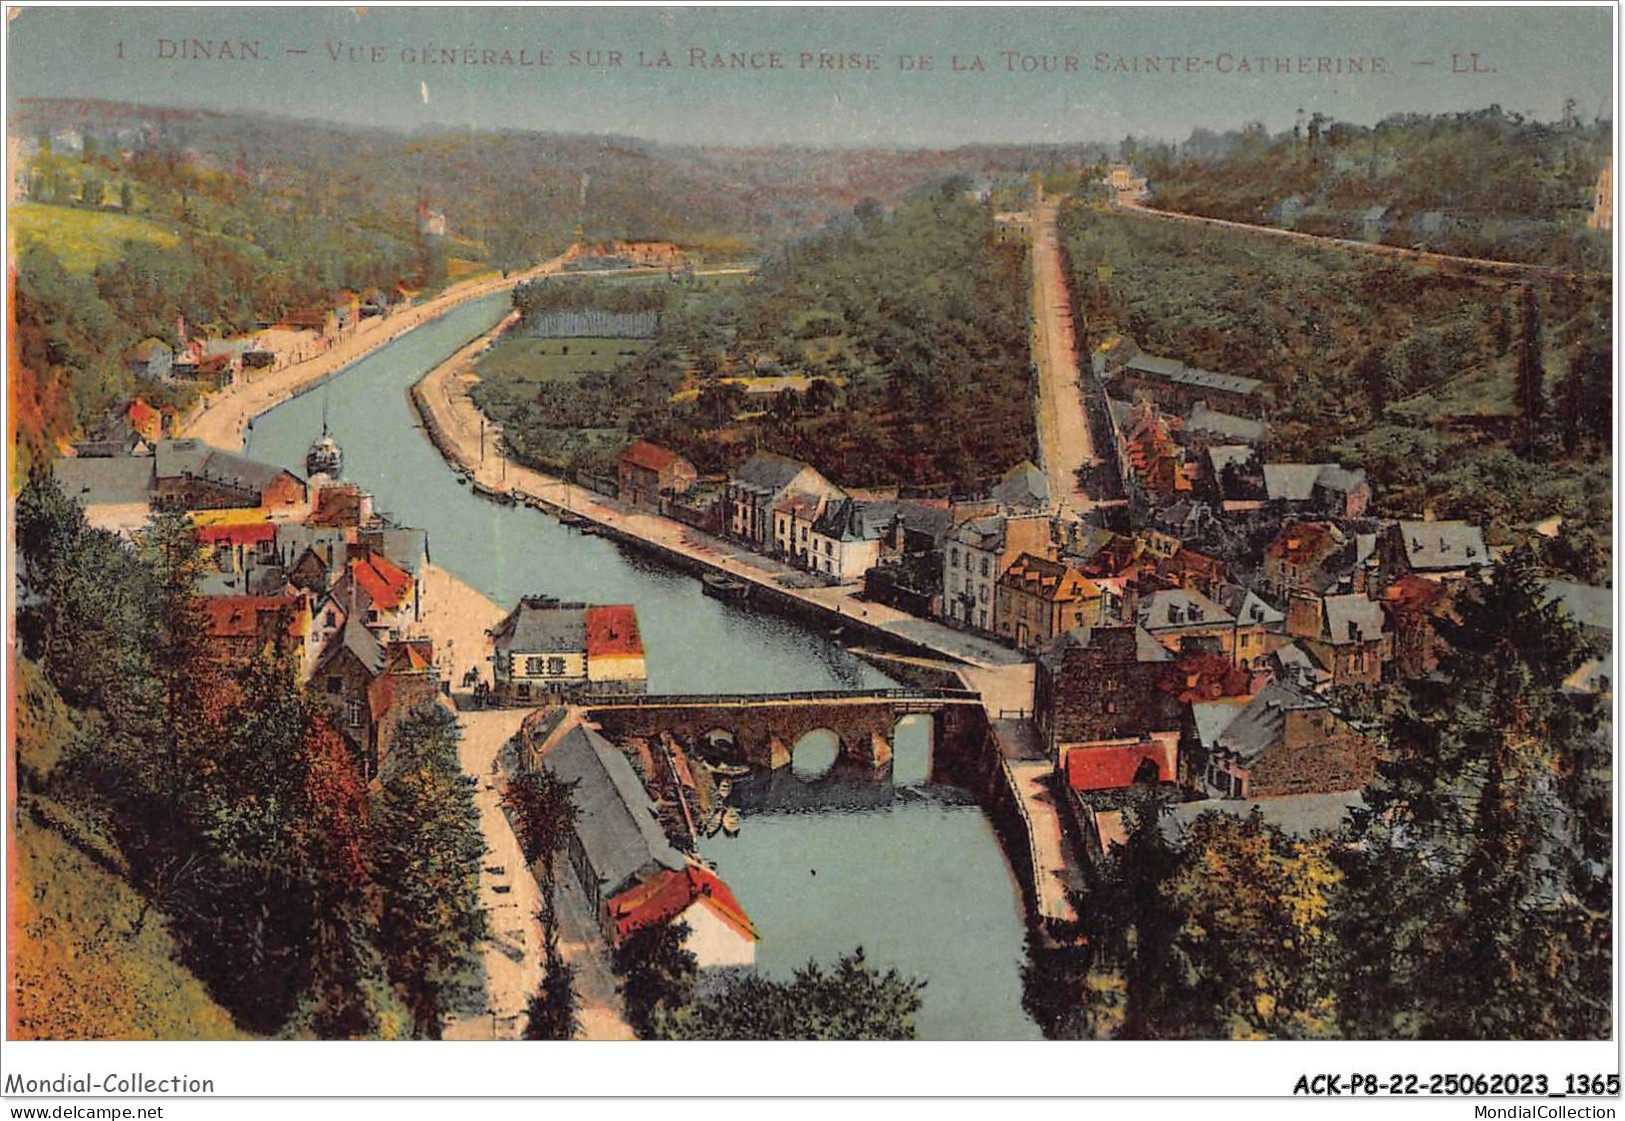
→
(6, 7, 1613, 149)
(11, 89, 1610, 157)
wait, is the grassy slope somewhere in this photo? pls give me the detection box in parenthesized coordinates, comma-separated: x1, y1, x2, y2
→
(11, 203, 181, 274)
(10, 812, 248, 1040)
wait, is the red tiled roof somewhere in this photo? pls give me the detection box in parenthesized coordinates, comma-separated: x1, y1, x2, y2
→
(194, 521, 276, 547)
(1383, 574, 1449, 616)
(202, 594, 307, 643)
(350, 553, 413, 613)
(127, 398, 161, 437)
(1065, 739, 1176, 792)
(619, 438, 687, 474)
(585, 605, 643, 658)
(608, 865, 757, 944)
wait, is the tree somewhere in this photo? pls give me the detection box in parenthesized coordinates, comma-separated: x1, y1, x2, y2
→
(1078, 788, 1189, 1039)
(656, 948, 925, 1040)
(370, 706, 488, 1038)
(1513, 286, 1549, 459)
(501, 768, 578, 944)
(523, 961, 581, 1041)
(1338, 551, 1608, 1039)
(612, 919, 697, 1038)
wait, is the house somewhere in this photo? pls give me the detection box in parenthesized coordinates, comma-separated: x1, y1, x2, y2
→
(990, 460, 1051, 513)
(1260, 521, 1353, 602)
(1217, 586, 1287, 671)
(1145, 543, 1229, 601)
(52, 455, 157, 534)
(153, 439, 308, 515)
(1382, 575, 1455, 680)
(1136, 587, 1237, 661)
(616, 439, 697, 511)
(1183, 402, 1267, 448)
(1204, 681, 1375, 799)
(805, 498, 889, 583)
(201, 593, 312, 673)
(1115, 352, 1269, 418)
(368, 638, 444, 768)
(727, 452, 841, 552)
(1034, 624, 1180, 768)
(941, 513, 1055, 633)
(1089, 790, 1363, 865)
(994, 553, 1104, 652)
(490, 597, 590, 702)
(313, 616, 388, 771)
(606, 864, 757, 970)
(1378, 520, 1488, 586)
(307, 483, 377, 528)
(540, 722, 689, 933)
(773, 491, 827, 568)
(333, 549, 421, 639)
(123, 338, 174, 382)
(490, 598, 646, 702)
(1263, 462, 1370, 518)
(1542, 579, 1612, 650)
(192, 508, 279, 578)
(1285, 591, 1391, 687)
(1269, 641, 1335, 694)
(1117, 399, 1193, 497)
(1063, 732, 1180, 793)
(584, 605, 648, 695)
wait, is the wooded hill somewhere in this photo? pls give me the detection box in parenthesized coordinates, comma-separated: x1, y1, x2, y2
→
(1138, 107, 1611, 270)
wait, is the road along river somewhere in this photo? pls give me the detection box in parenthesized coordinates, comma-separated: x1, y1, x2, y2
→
(245, 292, 1039, 1039)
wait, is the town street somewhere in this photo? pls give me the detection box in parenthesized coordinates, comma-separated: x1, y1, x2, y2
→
(1028, 189, 1098, 518)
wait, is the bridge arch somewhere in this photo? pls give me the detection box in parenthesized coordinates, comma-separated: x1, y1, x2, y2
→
(790, 729, 842, 779)
(891, 713, 934, 786)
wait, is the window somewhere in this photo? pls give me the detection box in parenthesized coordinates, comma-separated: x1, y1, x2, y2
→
(345, 700, 364, 727)
(979, 585, 989, 604)
(951, 548, 959, 569)
(981, 556, 991, 577)
(324, 610, 336, 627)
(525, 656, 546, 676)
(547, 656, 566, 676)
(978, 609, 988, 629)
(326, 676, 343, 696)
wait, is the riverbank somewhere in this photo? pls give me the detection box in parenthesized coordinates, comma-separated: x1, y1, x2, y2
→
(179, 255, 567, 453)
(409, 312, 1086, 933)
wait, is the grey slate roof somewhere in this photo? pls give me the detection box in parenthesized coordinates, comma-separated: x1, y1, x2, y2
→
(1215, 681, 1324, 764)
(1322, 594, 1387, 645)
(1137, 587, 1235, 632)
(317, 616, 385, 677)
(1542, 579, 1613, 633)
(991, 460, 1049, 511)
(1397, 520, 1488, 571)
(543, 723, 686, 900)
(1219, 586, 1285, 628)
(1185, 403, 1267, 444)
(53, 455, 156, 507)
(1263, 464, 1325, 503)
(731, 452, 815, 497)
(360, 527, 431, 574)
(491, 600, 588, 655)
(1207, 444, 1258, 477)
(1159, 792, 1363, 846)
(1314, 464, 1367, 495)
(1040, 623, 1173, 671)
(812, 497, 890, 542)
(1191, 700, 1247, 749)
(155, 439, 302, 495)
(1125, 353, 1263, 397)
(949, 513, 1007, 552)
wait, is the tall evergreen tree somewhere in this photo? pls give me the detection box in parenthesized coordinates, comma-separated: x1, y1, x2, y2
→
(1513, 285, 1549, 459)
(612, 920, 697, 1038)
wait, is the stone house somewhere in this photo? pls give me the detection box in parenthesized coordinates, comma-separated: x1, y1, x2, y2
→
(994, 552, 1103, 653)
(1286, 591, 1391, 687)
(1203, 681, 1375, 799)
(153, 439, 308, 515)
(616, 438, 697, 511)
(1034, 623, 1181, 769)
(1378, 520, 1489, 587)
(727, 452, 841, 552)
(941, 512, 1055, 634)
(1135, 587, 1237, 662)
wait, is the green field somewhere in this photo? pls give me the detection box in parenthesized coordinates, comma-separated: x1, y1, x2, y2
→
(475, 335, 649, 386)
(11, 202, 182, 273)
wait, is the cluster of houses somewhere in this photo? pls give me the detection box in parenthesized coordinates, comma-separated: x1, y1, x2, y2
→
(488, 596, 648, 703)
(55, 436, 441, 780)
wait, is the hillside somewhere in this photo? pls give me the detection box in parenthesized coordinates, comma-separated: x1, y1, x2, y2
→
(1138, 107, 1611, 270)
(1062, 203, 1612, 579)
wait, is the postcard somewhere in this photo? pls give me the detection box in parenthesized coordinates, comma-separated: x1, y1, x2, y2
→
(2, 2, 1616, 1103)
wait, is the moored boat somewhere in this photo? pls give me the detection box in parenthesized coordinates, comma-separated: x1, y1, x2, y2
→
(701, 573, 750, 603)
(721, 808, 741, 836)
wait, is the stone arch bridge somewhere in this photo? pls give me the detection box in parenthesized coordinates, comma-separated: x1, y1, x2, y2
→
(582, 687, 987, 772)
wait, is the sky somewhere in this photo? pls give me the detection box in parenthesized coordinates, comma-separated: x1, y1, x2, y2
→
(5, 5, 1615, 148)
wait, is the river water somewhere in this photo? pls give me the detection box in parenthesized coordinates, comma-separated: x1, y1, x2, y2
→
(246, 293, 1039, 1039)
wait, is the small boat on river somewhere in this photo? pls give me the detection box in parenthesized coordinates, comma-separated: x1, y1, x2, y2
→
(702, 573, 750, 603)
(721, 808, 741, 836)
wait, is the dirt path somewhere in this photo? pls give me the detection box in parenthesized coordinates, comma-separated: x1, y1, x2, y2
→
(1116, 197, 1606, 282)
(1028, 191, 1098, 517)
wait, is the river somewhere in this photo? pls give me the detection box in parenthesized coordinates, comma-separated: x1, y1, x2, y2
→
(245, 293, 1039, 1040)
